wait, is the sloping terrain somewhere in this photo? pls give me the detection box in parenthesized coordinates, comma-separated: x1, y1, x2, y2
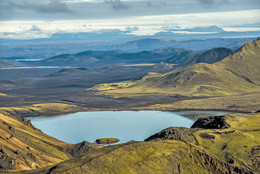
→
(0, 112, 100, 171)
(0, 113, 70, 170)
(177, 47, 233, 69)
(90, 38, 260, 97)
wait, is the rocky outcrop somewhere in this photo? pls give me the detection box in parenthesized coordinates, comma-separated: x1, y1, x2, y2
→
(145, 127, 198, 144)
(191, 115, 230, 129)
(66, 141, 100, 157)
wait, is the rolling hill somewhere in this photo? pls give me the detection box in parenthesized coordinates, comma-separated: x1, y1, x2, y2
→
(90, 38, 260, 97)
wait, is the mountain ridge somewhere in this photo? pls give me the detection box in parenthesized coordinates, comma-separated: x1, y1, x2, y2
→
(90, 38, 260, 97)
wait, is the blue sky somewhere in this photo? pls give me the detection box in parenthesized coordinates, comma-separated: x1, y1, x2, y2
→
(0, 0, 259, 39)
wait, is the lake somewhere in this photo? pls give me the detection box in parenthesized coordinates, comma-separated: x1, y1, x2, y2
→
(28, 110, 229, 144)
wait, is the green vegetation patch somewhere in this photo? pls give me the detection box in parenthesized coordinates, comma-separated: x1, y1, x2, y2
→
(0, 103, 78, 117)
(89, 81, 136, 91)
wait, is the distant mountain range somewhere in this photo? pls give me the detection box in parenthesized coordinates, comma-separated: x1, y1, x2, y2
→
(23, 37, 256, 68)
(26, 48, 195, 67)
(0, 37, 257, 60)
(91, 38, 260, 97)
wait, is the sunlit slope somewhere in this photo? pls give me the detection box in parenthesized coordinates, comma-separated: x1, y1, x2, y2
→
(91, 39, 260, 97)
(216, 38, 260, 85)
(0, 103, 79, 117)
(0, 114, 70, 170)
(36, 140, 251, 174)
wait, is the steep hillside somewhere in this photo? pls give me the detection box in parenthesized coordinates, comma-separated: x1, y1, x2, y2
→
(0, 112, 100, 171)
(0, 59, 26, 68)
(90, 39, 260, 97)
(217, 38, 260, 85)
(0, 114, 70, 170)
(178, 47, 233, 69)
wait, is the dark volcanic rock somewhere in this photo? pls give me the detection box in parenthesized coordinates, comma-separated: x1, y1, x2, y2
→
(145, 127, 198, 144)
(66, 141, 100, 157)
(191, 116, 230, 129)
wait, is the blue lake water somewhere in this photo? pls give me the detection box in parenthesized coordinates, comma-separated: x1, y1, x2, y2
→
(28, 111, 229, 144)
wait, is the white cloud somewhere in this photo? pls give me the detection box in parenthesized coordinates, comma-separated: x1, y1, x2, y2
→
(0, 9, 259, 39)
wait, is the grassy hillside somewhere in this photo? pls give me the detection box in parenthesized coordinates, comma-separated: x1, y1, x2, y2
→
(31, 141, 250, 174)
(146, 113, 260, 173)
(0, 103, 79, 117)
(0, 113, 70, 170)
(89, 38, 260, 98)
(216, 38, 260, 85)
(193, 113, 260, 172)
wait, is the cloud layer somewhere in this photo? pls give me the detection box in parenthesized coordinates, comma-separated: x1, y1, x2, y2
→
(0, 0, 259, 21)
(0, 0, 259, 39)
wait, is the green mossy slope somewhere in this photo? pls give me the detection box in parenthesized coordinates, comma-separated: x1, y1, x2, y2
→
(33, 141, 252, 174)
(146, 113, 260, 173)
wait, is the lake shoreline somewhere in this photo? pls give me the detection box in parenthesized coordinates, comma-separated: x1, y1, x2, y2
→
(23, 107, 248, 118)
(28, 110, 216, 144)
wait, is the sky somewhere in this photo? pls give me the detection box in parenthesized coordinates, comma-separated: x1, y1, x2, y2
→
(0, 0, 260, 39)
